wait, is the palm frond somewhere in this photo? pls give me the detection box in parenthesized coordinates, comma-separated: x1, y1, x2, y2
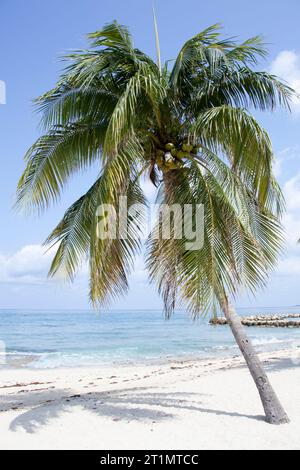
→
(45, 176, 103, 280)
(103, 62, 165, 155)
(190, 68, 294, 112)
(36, 84, 118, 129)
(170, 24, 224, 91)
(89, 139, 146, 305)
(146, 160, 283, 317)
(17, 21, 294, 314)
(88, 21, 133, 50)
(190, 105, 284, 215)
(225, 36, 268, 64)
(16, 122, 107, 213)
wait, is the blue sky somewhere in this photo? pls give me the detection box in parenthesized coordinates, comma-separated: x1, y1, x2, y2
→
(0, 0, 300, 310)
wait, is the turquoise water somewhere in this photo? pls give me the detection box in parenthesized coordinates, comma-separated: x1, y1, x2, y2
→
(0, 307, 300, 369)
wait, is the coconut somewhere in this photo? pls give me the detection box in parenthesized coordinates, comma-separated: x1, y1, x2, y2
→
(167, 162, 180, 170)
(171, 148, 178, 157)
(182, 143, 194, 153)
(177, 150, 188, 159)
(165, 143, 175, 151)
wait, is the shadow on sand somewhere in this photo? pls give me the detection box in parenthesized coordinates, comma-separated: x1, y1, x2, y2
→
(0, 386, 265, 433)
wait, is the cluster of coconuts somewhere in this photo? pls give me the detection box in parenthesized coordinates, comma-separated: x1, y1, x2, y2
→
(156, 142, 198, 171)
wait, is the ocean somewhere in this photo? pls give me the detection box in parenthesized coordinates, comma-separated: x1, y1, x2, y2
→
(0, 307, 300, 369)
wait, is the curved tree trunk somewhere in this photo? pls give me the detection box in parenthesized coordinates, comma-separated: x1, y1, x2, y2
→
(220, 297, 289, 425)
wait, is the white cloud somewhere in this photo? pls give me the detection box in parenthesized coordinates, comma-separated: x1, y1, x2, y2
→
(0, 245, 92, 309)
(0, 244, 88, 285)
(0, 80, 6, 105)
(276, 170, 300, 275)
(0, 245, 55, 284)
(270, 51, 300, 112)
(283, 173, 300, 212)
(273, 156, 282, 178)
(273, 147, 300, 181)
(0, 243, 148, 289)
(283, 212, 300, 246)
(278, 255, 300, 275)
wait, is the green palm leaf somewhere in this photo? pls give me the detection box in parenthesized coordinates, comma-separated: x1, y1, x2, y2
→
(16, 21, 296, 311)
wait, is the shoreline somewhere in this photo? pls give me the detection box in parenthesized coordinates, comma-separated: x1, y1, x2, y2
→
(2, 337, 299, 371)
(0, 347, 299, 392)
(0, 348, 300, 449)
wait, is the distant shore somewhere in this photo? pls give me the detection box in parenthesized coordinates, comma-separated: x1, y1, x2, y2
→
(0, 348, 299, 450)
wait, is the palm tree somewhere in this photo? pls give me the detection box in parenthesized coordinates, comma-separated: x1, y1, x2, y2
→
(16, 21, 295, 424)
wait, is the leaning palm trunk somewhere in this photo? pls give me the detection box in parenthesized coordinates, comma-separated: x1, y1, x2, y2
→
(220, 297, 289, 425)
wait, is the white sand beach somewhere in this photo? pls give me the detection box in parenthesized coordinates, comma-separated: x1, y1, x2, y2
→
(0, 349, 299, 450)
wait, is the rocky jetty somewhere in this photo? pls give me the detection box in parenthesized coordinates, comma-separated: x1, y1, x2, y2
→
(210, 313, 300, 328)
